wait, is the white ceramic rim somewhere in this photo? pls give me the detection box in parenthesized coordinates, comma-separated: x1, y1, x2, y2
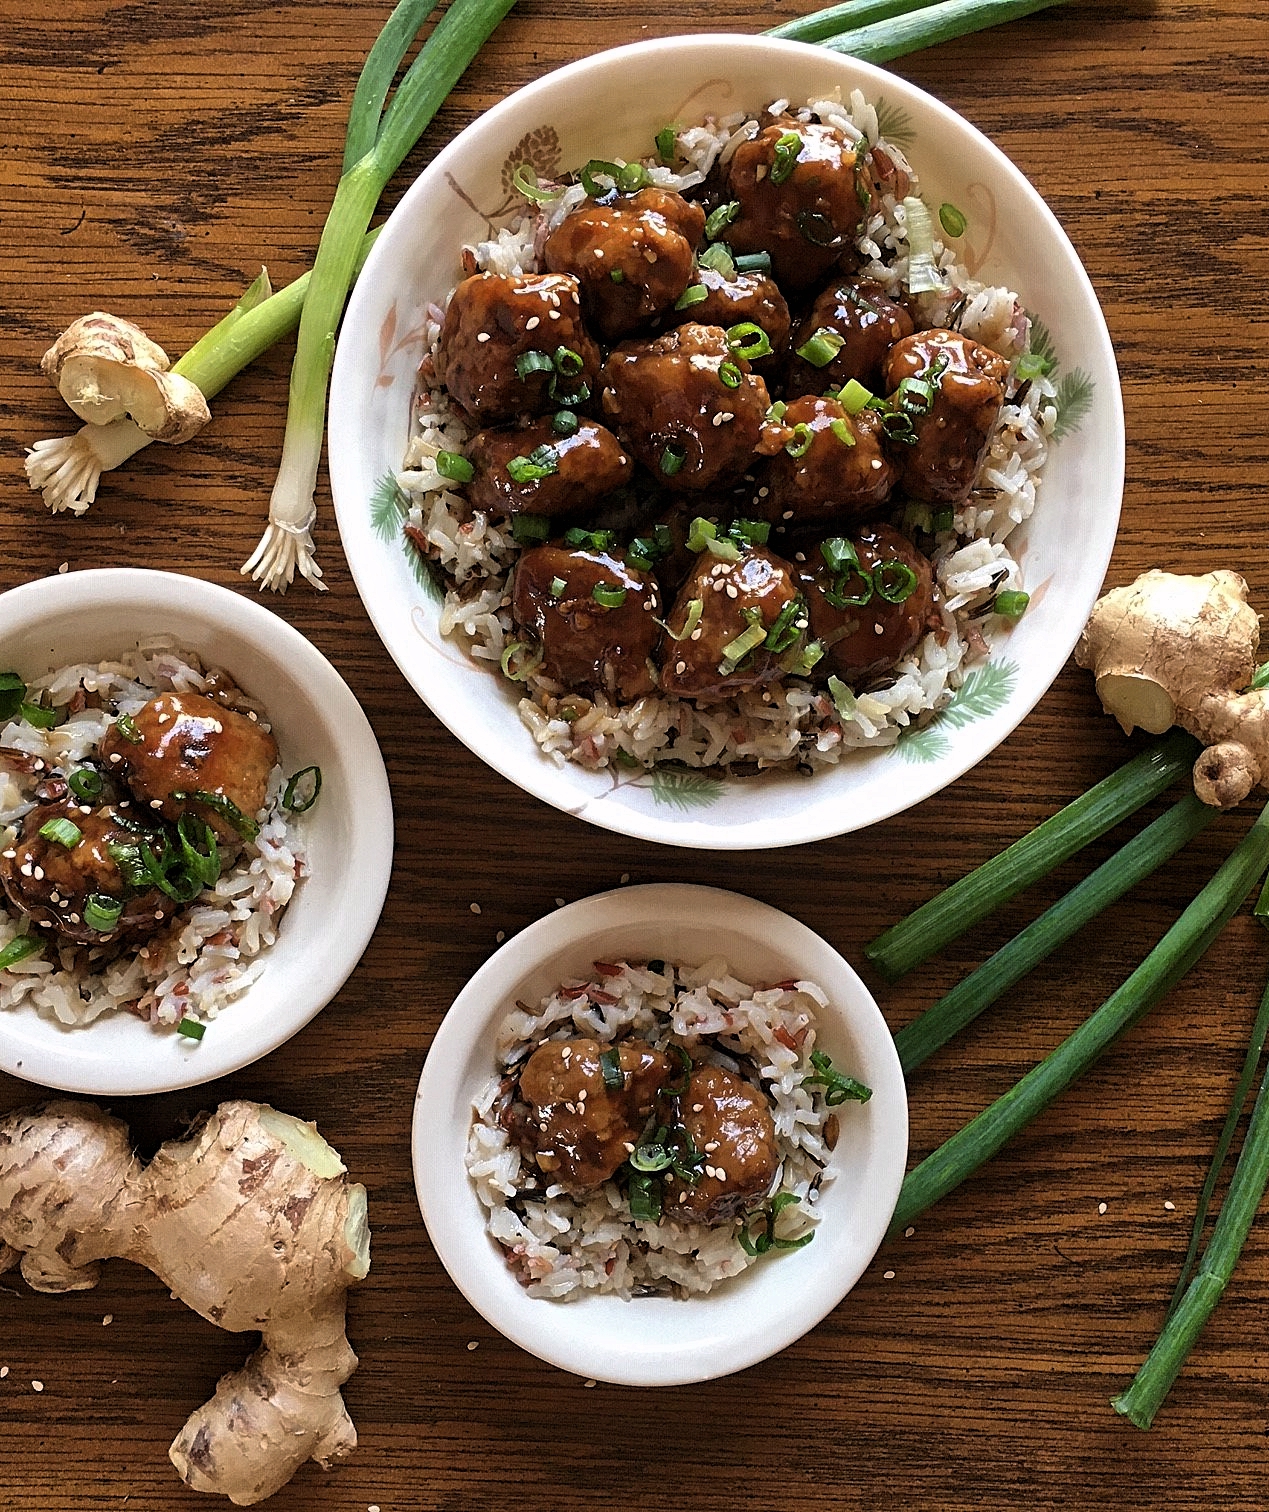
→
(411, 882, 908, 1386)
(331, 34, 1125, 849)
(0, 568, 394, 1095)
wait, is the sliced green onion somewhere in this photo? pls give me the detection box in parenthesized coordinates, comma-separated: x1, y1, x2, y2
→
(719, 361, 742, 390)
(511, 512, 551, 545)
(176, 812, 221, 887)
(663, 1044, 693, 1096)
(734, 251, 772, 274)
(177, 1017, 207, 1041)
(825, 570, 874, 609)
(506, 450, 558, 484)
(805, 1049, 872, 1105)
(837, 379, 874, 414)
(83, 893, 124, 933)
(175, 789, 261, 842)
(660, 443, 687, 477)
(874, 559, 918, 604)
(785, 423, 814, 459)
(548, 575, 567, 598)
(591, 582, 628, 609)
(698, 242, 736, 278)
(552, 346, 583, 376)
(664, 597, 704, 643)
(551, 409, 579, 437)
(626, 526, 671, 570)
(627, 1170, 662, 1221)
(580, 158, 624, 197)
(727, 518, 771, 547)
(655, 124, 678, 163)
(782, 638, 825, 676)
(903, 194, 944, 294)
(829, 417, 856, 448)
(674, 283, 709, 311)
(880, 409, 918, 444)
(719, 612, 768, 672)
(704, 201, 741, 240)
(1015, 349, 1054, 383)
(599, 1047, 624, 1090)
(769, 130, 803, 186)
(820, 537, 859, 575)
(766, 399, 787, 423)
(896, 373, 936, 416)
(994, 589, 1030, 620)
(68, 768, 105, 802)
(795, 327, 845, 367)
(931, 506, 955, 533)
(617, 161, 649, 193)
(796, 208, 838, 247)
(828, 675, 858, 721)
(939, 201, 967, 237)
(499, 641, 544, 682)
(0, 935, 42, 971)
(764, 597, 804, 653)
(511, 162, 561, 203)
(609, 268, 625, 284)
(114, 712, 144, 744)
(514, 349, 554, 379)
(282, 765, 323, 814)
(739, 1192, 815, 1256)
(726, 322, 772, 361)
(563, 527, 616, 551)
(629, 1132, 674, 1173)
(20, 701, 61, 730)
(38, 817, 82, 849)
(548, 375, 590, 406)
(435, 449, 473, 483)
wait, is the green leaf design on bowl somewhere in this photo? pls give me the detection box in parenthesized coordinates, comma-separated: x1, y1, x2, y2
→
(646, 766, 725, 811)
(896, 658, 1018, 764)
(874, 98, 915, 149)
(373, 470, 444, 601)
(1022, 316, 1093, 441)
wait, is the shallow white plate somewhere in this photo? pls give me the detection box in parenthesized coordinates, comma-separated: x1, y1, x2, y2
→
(330, 34, 1124, 849)
(0, 569, 393, 1096)
(412, 883, 907, 1386)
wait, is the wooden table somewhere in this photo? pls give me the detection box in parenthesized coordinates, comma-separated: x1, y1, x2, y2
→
(2, 1, 1267, 1507)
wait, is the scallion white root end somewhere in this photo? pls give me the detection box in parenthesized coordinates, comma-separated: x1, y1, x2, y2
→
(24, 419, 152, 514)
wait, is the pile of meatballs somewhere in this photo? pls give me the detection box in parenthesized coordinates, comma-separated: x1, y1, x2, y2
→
(430, 108, 1014, 713)
(0, 683, 278, 950)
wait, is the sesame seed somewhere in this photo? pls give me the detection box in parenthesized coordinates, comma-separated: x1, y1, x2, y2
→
(714, 1168, 726, 1181)
(644, 250, 658, 264)
(0, 1367, 7, 1378)
(713, 580, 726, 592)
(157, 713, 169, 724)
(678, 1190, 689, 1204)
(756, 486, 769, 498)
(904, 1226, 915, 1238)
(19, 863, 32, 877)
(592, 247, 605, 259)
(782, 510, 794, 521)
(108, 752, 121, 763)
(470, 902, 482, 914)
(549, 309, 561, 319)
(1164, 1200, 1175, 1211)
(32, 759, 44, 771)
(102, 1314, 112, 1326)
(525, 316, 540, 330)
(712, 412, 725, 427)
(692, 1103, 704, 1112)
(31, 1381, 43, 1393)
(675, 660, 686, 675)
(465, 1342, 478, 1353)
(150, 799, 163, 809)
(68, 914, 80, 924)
(477, 331, 491, 342)
(883, 1269, 896, 1280)
(1098, 1201, 1108, 1215)
(624, 1142, 635, 1154)
(496, 930, 506, 943)
(725, 584, 738, 598)
(690, 627, 703, 640)
(583, 1379, 597, 1388)
(1, 850, 14, 860)
(705, 1141, 719, 1152)
(620, 873, 630, 884)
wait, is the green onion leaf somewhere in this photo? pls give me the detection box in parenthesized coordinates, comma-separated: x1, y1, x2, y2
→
(177, 813, 221, 888)
(114, 712, 144, 744)
(939, 201, 967, 237)
(719, 614, 768, 673)
(38, 817, 82, 849)
(0, 673, 25, 723)
(552, 346, 583, 377)
(782, 638, 825, 676)
(506, 450, 558, 484)
(734, 251, 772, 274)
(580, 158, 624, 197)
(805, 1049, 873, 1106)
(20, 701, 61, 730)
(698, 242, 736, 278)
(174, 789, 260, 842)
(0, 935, 42, 971)
(617, 161, 649, 193)
(719, 361, 743, 390)
(796, 208, 838, 247)
(785, 422, 814, 459)
(548, 374, 590, 406)
(820, 538, 859, 575)
(726, 322, 772, 361)
(514, 349, 554, 380)
(727, 518, 771, 547)
(1014, 349, 1053, 382)
(674, 283, 708, 311)
(704, 201, 741, 240)
(68, 768, 105, 802)
(599, 1047, 624, 1090)
(874, 560, 918, 604)
(764, 598, 804, 652)
(551, 409, 580, 437)
(548, 575, 567, 598)
(511, 512, 551, 545)
(663, 597, 704, 643)
(795, 327, 846, 367)
(282, 765, 323, 814)
(435, 449, 474, 483)
(563, 527, 616, 551)
(499, 641, 544, 682)
(591, 582, 628, 609)
(660, 442, 687, 477)
(663, 1044, 693, 1096)
(83, 893, 124, 934)
(994, 589, 1030, 620)
(770, 130, 803, 185)
(176, 1017, 207, 1041)
(511, 162, 561, 204)
(655, 125, 678, 163)
(829, 417, 856, 448)
(627, 1170, 662, 1221)
(837, 379, 874, 414)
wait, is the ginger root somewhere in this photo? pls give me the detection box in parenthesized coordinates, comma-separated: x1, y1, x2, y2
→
(40, 312, 211, 443)
(0, 1099, 370, 1505)
(1075, 568, 1269, 807)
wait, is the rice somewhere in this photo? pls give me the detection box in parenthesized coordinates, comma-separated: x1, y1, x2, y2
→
(467, 957, 859, 1301)
(0, 638, 309, 1031)
(400, 89, 1058, 775)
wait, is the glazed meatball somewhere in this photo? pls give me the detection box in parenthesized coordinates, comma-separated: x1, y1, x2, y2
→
(759, 394, 896, 530)
(801, 523, 937, 684)
(669, 264, 791, 371)
(435, 271, 601, 424)
(882, 329, 1009, 505)
(667, 1065, 779, 1223)
(466, 416, 633, 520)
(0, 799, 177, 946)
(512, 544, 662, 701)
(544, 187, 704, 341)
(785, 277, 914, 398)
(517, 1037, 672, 1193)
(601, 323, 777, 493)
(98, 691, 279, 847)
(658, 545, 804, 703)
(725, 117, 870, 292)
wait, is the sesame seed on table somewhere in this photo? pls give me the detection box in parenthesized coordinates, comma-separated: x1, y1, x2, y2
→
(1, 3, 1268, 1510)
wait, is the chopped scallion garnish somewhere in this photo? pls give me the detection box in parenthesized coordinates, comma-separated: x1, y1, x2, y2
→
(874, 560, 918, 604)
(726, 322, 772, 361)
(663, 597, 704, 643)
(282, 765, 323, 814)
(0, 935, 42, 972)
(0, 672, 25, 723)
(174, 789, 261, 842)
(580, 158, 624, 198)
(499, 641, 544, 682)
(38, 817, 82, 849)
(68, 768, 105, 802)
(660, 442, 686, 476)
(510, 512, 551, 545)
(511, 162, 562, 204)
(994, 589, 1030, 620)
(785, 422, 813, 459)
(514, 349, 554, 379)
(769, 130, 803, 185)
(795, 327, 845, 367)
(114, 712, 144, 743)
(704, 200, 740, 240)
(177, 1017, 207, 1041)
(829, 417, 856, 448)
(805, 1049, 873, 1105)
(563, 527, 616, 551)
(674, 282, 708, 311)
(719, 361, 742, 390)
(939, 201, 967, 237)
(83, 892, 124, 934)
(599, 1046, 624, 1090)
(698, 242, 736, 278)
(435, 449, 474, 483)
(655, 124, 678, 163)
(591, 582, 627, 609)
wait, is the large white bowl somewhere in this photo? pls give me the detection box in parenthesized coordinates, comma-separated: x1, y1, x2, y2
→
(0, 569, 393, 1096)
(412, 883, 907, 1386)
(330, 35, 1123, 848)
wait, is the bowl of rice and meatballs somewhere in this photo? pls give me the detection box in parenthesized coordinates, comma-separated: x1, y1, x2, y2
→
(0, 568, 392, 1097)
(330, 33, 1123, 849)
(412, 884, 908, 1386)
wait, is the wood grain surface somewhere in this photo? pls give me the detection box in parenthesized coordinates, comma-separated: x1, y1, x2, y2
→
(3, 1, 1269, 1508)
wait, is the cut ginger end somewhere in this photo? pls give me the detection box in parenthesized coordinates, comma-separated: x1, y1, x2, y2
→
(1094, 672, 1178, 736)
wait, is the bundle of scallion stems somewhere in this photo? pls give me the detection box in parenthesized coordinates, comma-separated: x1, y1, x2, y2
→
(867, 715, 1269, 1428)
(28, 0, 1076, 585)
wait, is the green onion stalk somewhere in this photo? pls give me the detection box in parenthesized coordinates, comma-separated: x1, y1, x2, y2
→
(1112, 967, 1269, 1428)
(244, 0, 519, 591)
(767, 0, 1072, 59)
(889, 799, 1269, 1236)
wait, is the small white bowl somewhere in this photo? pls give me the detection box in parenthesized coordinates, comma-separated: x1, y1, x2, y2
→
(330, 34, 1123, 849)
(412, 883, 907, 1386)
(0, 568, 393, 1096)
